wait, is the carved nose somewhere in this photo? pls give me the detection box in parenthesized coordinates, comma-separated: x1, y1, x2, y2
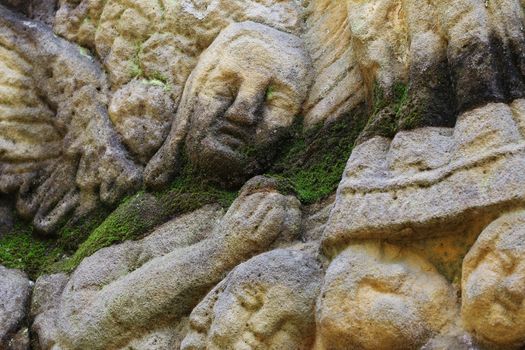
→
(224, 91, 263, 126)
(247, 308, 281, 338)
(504, 275, 525, 299)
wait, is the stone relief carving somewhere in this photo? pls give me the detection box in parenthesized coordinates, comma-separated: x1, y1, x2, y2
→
(32, 176, 301, 349)
(1, 0, 525, 349)
(315, 242, 458, 350)
(0, 1, 311, 231)
(144, 21, 312, 188)
(0, 6, 141, 234)
(462, 210, 525, 349)
(324, 100, 525, 246)
(181, 249, 322, 350)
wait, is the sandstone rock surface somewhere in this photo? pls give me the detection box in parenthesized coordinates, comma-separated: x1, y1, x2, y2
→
(324, 100, 525, 249)
(2, 0, 525, 349)
(462, 210, 525, 349)
(316, 243, 458, 350)
(32, 176, 301, 350)
(0, 266, 31, 350)
(181, 248, 322, 350)
(144, 21, 312, 188)
(0, 5, 141, 233)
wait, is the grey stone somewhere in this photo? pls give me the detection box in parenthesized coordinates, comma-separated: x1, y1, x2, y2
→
(0, 266, 30, 349)
(33, 176, 301, 350)
(181, 248, 323, 350)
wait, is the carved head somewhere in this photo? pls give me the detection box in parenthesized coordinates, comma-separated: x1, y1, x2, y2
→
(462, 211, 525, 348)
(316, 243, 458, 350)
(179, 21, 312, 185)
(109, 80, 174, 164)
(181, 249, 322, 350)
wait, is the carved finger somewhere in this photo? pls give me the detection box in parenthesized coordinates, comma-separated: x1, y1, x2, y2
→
(144, 145, 179, 190)
(33, 189, 79, 234)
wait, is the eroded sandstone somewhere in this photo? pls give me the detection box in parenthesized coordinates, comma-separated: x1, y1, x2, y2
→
(0, 266, 31, 350)
(1, 0, 525, 349)
(32, 176, 301, 350)
(324, 100, 525, 249)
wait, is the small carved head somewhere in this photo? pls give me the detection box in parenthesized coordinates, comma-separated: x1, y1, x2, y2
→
(462, 211, 525, 348)
(181, 249, 322, 350)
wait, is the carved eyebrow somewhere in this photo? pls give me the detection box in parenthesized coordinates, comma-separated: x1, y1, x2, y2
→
(200, 69, 241, 97)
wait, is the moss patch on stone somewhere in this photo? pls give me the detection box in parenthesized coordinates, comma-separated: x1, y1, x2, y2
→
(268, 107, 368, 204)
(2, 100, 373, 277)
(50, 171, 237, 273)
(0, 221, 64, 279)
(129, 42, 144, 78)
(40, 108, 367, 274)
(357, 82, 423, 143)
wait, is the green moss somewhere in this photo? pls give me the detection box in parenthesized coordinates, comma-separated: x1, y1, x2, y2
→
(372, 81, 389, 115)
(78, 46, 92, 59)
(268, 109, 368, 204)
(0, 222, 64, 279)
(55, 207, 111, 253)
(142, 78, 172, 92)
(359, 81, 422, 141)
(52, 167, 237, 273)
(129, 42, 144, 78)
(149, 71, 169, 84)
(265, 85, 276, 101)
(129, 62, 143, 78)
(144, 72, 172, 91)
(3, 101, 369, 276)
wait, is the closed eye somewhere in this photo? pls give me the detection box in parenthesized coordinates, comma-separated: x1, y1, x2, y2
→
(264, 82, 297, 110)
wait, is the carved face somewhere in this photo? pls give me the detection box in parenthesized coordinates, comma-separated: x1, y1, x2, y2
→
(207, 282, 311, 349)
(317, 243, 457, 350)
(109, 80, 174, 164)
(181, 249, 321, 350)
(182, 22, 311, 184)
(462, 211, 525, 347)
(464, 250, 525, 340)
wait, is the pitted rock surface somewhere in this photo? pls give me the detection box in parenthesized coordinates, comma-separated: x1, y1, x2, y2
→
(0, 266, 31, 350)
(2, 0, 525, 349)
(462, 210, 525, 349)
(182, 249, 322, 350)
(32, 176, 301, 350)
(324, 100, 525, 248)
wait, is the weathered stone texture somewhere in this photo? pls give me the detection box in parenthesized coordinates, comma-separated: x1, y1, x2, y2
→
(315, 243, 458, 350)
(32, 176, 302, 350)
(324, 100, 525, 248)
(2, 0, 525, 349)
(144, 21, 313, 188)
(462, 210, 525, 349)
(0, 266, 31, 350)
(0, 6, 141, 233)
(182, 249, 322, 349)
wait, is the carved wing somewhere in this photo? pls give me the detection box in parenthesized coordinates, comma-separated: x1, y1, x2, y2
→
(0, 31, 62, 194)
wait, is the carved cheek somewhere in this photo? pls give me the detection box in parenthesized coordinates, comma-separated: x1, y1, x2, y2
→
(467, 261, 502, 301)
(208, 293, 251, 347)
(191, 94, 231, 133)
